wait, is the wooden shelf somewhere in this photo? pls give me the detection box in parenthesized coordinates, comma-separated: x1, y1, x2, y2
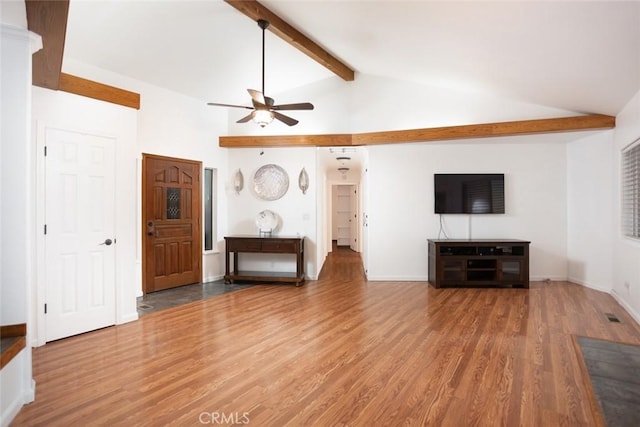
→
(226, 270, 304, 284)
(1, 323, 27, 369)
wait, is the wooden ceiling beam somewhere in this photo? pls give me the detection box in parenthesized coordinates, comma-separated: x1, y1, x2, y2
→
(219, 134, 353, 148)
(219, 114, 615, 148)
(224, 0, 355, 81)
(59, 73, 141, 110)
(25, 1, 141, 109)
(26, 0, 69, 89)
(353, 114, 616, 145)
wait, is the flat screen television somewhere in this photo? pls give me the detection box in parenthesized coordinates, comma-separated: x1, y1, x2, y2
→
(434, 173, 505, 214)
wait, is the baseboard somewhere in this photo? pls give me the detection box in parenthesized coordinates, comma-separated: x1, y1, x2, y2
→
(365, 276, 429, 282)
(611, 289, 640, 326)
(567, 276, 611, 294)
(118, 311, 139, 325)
(25, 379, 36, 403)
(568, 281, 640, 327)
(1, 394, 22, 427)
(0, 353, 34, 427)
(203, 274, 224, 283)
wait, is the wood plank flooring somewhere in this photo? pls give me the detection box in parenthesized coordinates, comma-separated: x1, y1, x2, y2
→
(12, 247, 640, 426)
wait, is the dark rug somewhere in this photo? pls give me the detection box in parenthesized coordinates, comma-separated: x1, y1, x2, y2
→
(137, 280, 253, 316)
(577, 336, 640, 426)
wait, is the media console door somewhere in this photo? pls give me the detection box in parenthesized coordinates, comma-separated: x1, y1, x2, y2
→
(428, 239, 530, 289)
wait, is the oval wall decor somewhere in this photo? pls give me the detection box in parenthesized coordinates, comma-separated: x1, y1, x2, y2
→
(253, 164, 289, 201)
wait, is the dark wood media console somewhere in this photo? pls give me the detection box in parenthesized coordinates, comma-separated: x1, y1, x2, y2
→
(428, 239, 530, 289)
(224, 235, 305, 286)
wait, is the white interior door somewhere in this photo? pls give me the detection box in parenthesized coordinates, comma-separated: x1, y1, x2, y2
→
(45, 128, 116, 342)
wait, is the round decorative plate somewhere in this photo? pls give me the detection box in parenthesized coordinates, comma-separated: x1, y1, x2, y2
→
(256, 210, 279, 231)
(253, 164, 289, 201)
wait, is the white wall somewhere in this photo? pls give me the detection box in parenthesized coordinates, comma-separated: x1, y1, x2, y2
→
(349, 74, 578, 133)
(31, 87, 139, 329)
(566, 132, 614, 292)
(0, 20, 39, 426)
(62, 59, 230, 286)
(0, 0, 27, 28)
(611, 89, 640, 323)
(366, 139, 569, 281)
(226, 147, 318, 278)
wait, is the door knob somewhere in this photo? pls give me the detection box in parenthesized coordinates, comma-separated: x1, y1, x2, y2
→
(100, 238, 113, 246)
(147, 221, 155, 236)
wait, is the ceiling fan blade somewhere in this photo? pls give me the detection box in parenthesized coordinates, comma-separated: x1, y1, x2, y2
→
(236, 112, 254, 123)
(207, 102, 253, 110)
(247, 89, 266, 106)
(264, 96, 275, 107)
(273, 111, 299, 126)
(272, 102, 314, 111)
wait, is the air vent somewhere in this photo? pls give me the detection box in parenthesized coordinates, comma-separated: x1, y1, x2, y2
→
(604, 312, 622, 323)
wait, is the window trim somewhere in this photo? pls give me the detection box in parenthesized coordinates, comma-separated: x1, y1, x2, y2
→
(621, 137, 640, 240)
(203, 167, 218, 253)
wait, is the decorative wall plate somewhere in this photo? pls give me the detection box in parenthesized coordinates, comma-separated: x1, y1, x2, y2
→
(253, 164, 289, 201)
(256, 209, 279, 232)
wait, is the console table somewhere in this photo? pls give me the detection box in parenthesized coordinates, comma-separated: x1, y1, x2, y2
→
(428, 239, 530, 289)
(224, 235, 305, 286)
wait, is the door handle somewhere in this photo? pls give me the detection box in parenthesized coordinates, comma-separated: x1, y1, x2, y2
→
(100, 238, 113, 246)
(146, 221, 155, 236)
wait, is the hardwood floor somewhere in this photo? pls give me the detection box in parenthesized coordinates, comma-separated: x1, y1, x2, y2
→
(12, 247, 640, 426)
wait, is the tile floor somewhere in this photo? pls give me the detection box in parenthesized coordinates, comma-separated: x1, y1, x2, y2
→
(137, 280, 254, 316)
(577, 336, 640, 427)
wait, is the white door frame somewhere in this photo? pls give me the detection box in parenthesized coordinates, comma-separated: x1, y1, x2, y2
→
(327, 182, 362, 253)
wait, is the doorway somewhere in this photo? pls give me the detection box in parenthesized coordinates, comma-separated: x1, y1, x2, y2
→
(142, 154, 202, 293)
(332, 184, 359, 251)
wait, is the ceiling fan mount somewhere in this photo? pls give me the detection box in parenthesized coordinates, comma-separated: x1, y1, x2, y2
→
(207, 19, 314, 127)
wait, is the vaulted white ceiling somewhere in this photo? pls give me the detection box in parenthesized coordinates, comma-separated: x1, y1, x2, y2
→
(63, 1, 639, 117)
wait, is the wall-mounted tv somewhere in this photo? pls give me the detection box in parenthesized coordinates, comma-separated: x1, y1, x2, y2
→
(434, 173, 505, 214)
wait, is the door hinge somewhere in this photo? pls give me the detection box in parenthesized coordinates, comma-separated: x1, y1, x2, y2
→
(44, 303, 47, 314)
(44, 224, 47, 235)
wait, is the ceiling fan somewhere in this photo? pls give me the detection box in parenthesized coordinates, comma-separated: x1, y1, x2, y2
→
(207, 19, 314, 127)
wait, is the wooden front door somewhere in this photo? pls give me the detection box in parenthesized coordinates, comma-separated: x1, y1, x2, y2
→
(142, 154, 202, 293)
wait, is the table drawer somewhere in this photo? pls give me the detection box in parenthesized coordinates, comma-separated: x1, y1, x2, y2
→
(227, 238, 262, 251)
(261, 240, 297, 252)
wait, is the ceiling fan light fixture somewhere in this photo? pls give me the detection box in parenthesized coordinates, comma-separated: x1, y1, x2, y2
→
(207, 19, 313, 127)
(253, 109, 274, 127)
